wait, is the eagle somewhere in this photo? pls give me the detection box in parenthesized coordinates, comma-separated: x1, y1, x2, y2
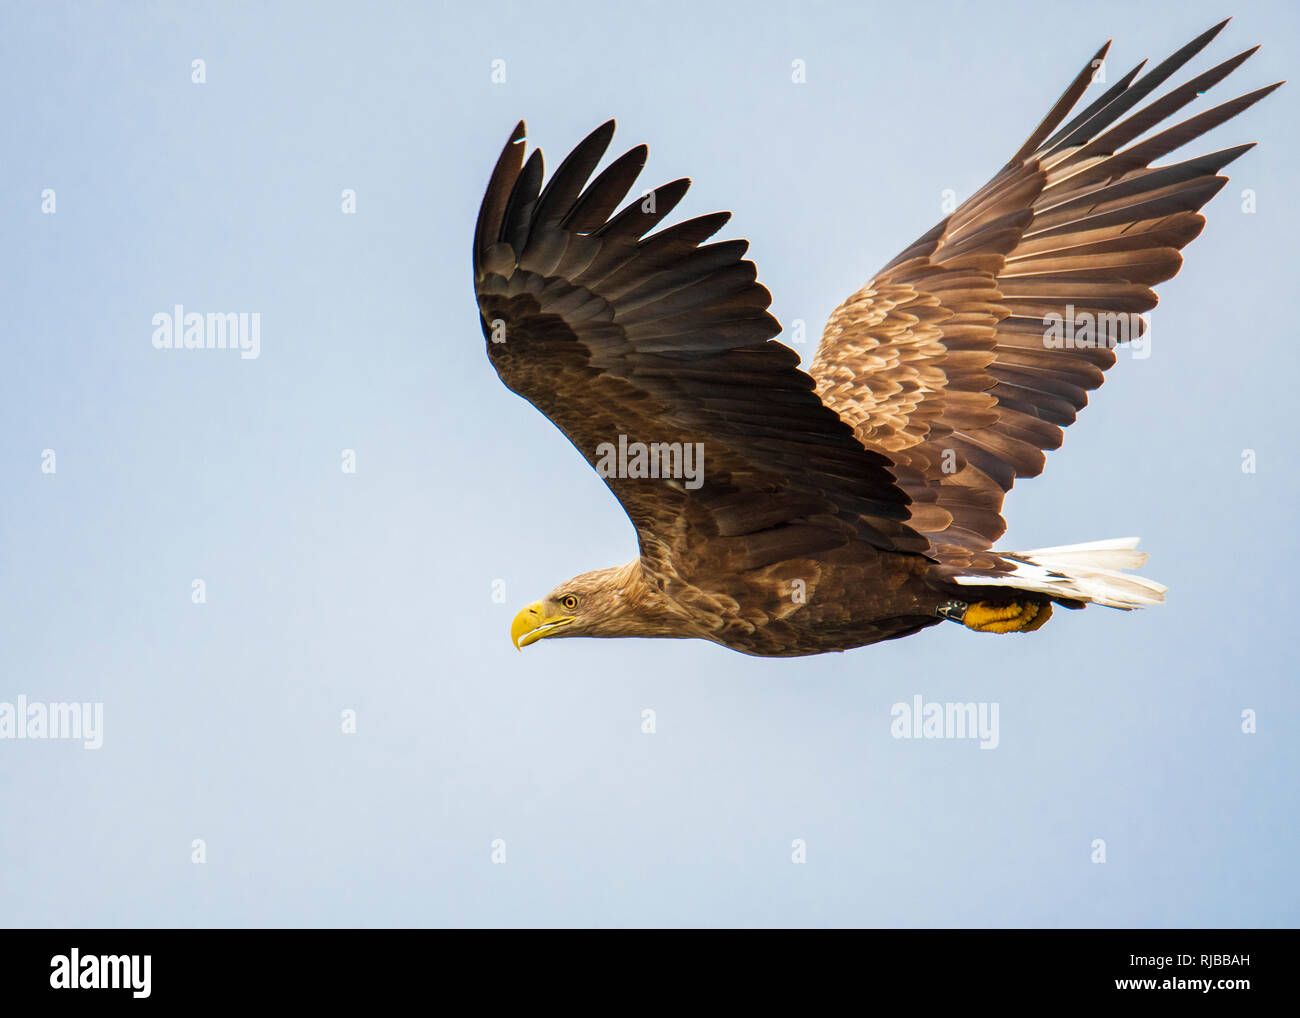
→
(473, 20, 1278, 657)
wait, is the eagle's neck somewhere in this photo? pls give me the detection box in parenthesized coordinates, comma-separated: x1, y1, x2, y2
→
(603, 560, 698, 639)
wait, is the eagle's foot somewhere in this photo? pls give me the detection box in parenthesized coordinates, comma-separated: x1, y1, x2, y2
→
(962, 600, 1053, 634)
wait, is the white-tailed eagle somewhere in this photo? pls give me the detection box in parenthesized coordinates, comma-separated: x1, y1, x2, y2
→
(473, 21, 1279, 656)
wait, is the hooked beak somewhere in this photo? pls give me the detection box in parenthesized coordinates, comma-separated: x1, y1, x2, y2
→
(510, 601, 575, 650)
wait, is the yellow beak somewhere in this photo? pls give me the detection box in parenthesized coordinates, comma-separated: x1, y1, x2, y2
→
(510, 601, 575, 650)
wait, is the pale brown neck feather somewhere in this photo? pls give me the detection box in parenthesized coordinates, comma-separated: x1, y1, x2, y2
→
(587, 560, 696, 640)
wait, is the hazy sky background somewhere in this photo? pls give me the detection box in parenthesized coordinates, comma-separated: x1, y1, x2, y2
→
(2, 0, 1297, 927)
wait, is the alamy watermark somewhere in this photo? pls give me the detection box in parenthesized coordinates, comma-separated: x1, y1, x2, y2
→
(891, 695, 999, 749)
(1042, 305, 1150, 359)
(594, 434, 704, 490)
(151, 305, 260, 360)
(0, 695, 103, 749)
(50, 949, 150, 998)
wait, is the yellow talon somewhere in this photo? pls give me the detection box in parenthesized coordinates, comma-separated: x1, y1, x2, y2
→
(963, 600, 1052, 634)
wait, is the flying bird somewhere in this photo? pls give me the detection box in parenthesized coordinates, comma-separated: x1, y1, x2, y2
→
(473, 20, 1279, 657)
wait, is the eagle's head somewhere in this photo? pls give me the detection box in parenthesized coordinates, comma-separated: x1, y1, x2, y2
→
(510, 561, 688, 649)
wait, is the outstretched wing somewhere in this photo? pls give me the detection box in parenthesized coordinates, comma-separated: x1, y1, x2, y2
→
(810, 20, 1280, 575)
(473, 121, 929, 589)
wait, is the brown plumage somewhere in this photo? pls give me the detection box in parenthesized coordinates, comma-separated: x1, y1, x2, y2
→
(475, 21, 1279, 657)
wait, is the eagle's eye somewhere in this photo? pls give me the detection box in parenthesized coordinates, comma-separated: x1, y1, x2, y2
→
(559, 594, 579, 611)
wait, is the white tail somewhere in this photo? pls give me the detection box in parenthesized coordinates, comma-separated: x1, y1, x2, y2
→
(953, 537, 1167, 610)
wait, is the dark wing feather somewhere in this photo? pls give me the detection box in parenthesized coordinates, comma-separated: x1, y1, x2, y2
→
(474, 122, 928, 588)
(810, 20, 1280, 576)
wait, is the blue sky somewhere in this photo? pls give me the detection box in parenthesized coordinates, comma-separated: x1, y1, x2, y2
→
(1, 0, 1297, 927)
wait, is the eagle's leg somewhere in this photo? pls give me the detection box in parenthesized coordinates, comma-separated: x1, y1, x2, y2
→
(936, 599, 1053, 633)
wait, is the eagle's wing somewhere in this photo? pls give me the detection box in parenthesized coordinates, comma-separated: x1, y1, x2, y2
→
(810, 20, 1280, 575)
(474, 122, 930, 588)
